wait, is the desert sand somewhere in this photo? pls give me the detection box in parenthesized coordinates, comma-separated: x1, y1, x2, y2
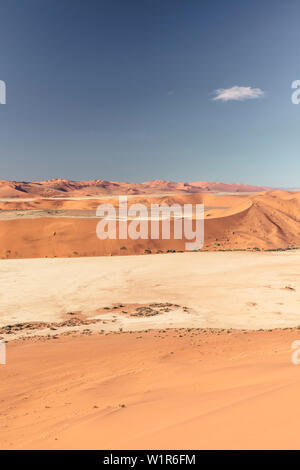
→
(1, 251, 300, 334)
(1, 250, 300, 449)
(1, 182, 300, 450)
(1, 328, 300, 450)
(0, 190, 300, 258)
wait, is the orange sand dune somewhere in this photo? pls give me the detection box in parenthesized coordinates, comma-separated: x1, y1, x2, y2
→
(0, 178, 273, 198)
(0, 190, 300, 258)
(0, 191, 246, 211)
(0, 217, 191, 258)
(1, 329, 300, 450)
(204, 190, 300, 250)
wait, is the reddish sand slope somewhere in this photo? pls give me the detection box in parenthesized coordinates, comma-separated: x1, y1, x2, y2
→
(0, 179, 273, 198)
(1, 329, 300, 450)
(204, 190, 300, 250)
(0, 191, 300, 258)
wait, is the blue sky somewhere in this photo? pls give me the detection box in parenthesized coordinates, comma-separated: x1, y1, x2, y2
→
(0, 0, 299, 186)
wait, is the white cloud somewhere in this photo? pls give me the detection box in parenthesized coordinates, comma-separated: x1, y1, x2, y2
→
(213, 86, 264, 102)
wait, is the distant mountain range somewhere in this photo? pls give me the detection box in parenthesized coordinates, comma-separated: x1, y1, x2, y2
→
(0, 179, 275, 198)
